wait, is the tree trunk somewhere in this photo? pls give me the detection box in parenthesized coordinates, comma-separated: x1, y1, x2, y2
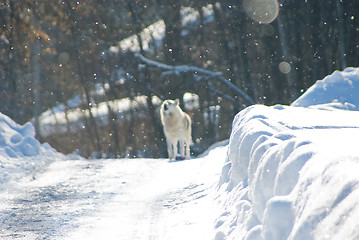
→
(161, 3, 182, 65)
(32, 39, 42, 139)
(336, 0, 347, 69)
(78, 63, 102, 155)
(276, 13, 296, 102)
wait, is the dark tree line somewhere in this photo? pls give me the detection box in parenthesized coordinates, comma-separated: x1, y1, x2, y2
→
(0, 0, 358, 157)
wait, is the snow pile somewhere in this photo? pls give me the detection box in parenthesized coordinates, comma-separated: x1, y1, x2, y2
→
(292, 67, 359, 110)
(0, 113, 59, 158)
(0, 112, 69, 189)
(216, 67, 359, 239)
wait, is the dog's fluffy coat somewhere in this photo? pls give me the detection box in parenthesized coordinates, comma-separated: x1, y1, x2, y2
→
(160, 99, 192, 160)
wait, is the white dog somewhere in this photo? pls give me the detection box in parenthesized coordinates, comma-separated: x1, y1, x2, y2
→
(160, 99, 192, 160)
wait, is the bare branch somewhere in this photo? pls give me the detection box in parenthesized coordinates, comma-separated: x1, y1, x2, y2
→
(135, 53, 255, 105)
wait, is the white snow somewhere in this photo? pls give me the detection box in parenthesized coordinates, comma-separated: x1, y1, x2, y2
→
(0, 112, 68, 190)
(37, 95, 155, 137)
(292, 67, 359, 110)
(116, 4, 214, 52)
(1, 67, 359, 239)
(217, 67, 359, 239)
(219, 104, 359, 240)
(118, 20, 166, 52)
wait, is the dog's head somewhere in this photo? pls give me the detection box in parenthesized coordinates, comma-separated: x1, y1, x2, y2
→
(161, 99, 180, 115)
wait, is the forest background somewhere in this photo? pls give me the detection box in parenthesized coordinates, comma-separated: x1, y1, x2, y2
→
(0, 0, 358, 158)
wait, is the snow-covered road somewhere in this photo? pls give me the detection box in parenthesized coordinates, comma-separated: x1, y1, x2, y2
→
(0, 145, 227, 240)
(2, 68, 359, 240)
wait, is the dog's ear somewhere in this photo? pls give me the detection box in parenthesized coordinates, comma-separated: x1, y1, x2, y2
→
(175, 99, 180, 105)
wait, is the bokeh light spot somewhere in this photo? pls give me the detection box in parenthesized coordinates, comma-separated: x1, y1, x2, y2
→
(279, 61, 291, 74)
(58, 52, 70, 64)
(243, 0, 280, 24)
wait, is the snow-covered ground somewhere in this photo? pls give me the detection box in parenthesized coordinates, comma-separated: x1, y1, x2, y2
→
(0, 142, 227, 239)
(1, 67, 359, 239)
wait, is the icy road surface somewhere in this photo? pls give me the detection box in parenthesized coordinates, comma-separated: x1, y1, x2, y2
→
(0, 144, 227, 240)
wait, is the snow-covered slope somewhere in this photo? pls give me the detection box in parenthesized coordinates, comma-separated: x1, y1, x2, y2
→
(216, 67, 359, 239)
(0, 112, 69, 190)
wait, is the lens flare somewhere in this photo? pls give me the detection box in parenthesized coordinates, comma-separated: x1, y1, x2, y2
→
(58, 52, 70, 64)
(243, 0, 280, 24)
(279, 61, 291, 74)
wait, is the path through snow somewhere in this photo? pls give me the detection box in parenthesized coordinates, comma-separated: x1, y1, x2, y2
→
(0, 144, 227, 240)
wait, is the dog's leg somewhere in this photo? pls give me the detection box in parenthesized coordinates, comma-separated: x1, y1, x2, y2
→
(179, 138, 185, 157)
(167, 138, 174, 159)
(173, 139, 178, 159)
(185, 140, 190, 159)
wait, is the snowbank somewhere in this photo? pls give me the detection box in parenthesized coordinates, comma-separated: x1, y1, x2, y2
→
(0, 113, 60, 158)
(217, 67, 359, 239)
(0, 112, 70, 189)
(292, 67, 359, 110)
